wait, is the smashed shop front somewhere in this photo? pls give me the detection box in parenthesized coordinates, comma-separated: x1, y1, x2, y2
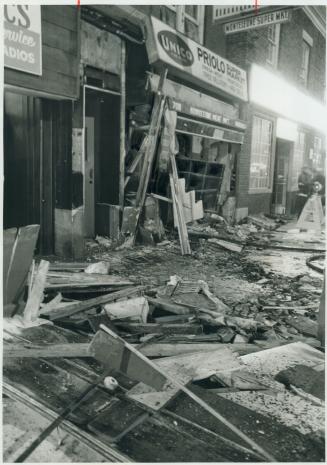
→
(144, 17, 247, 213)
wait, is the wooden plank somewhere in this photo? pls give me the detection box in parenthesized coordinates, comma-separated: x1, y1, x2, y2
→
(40, 286, 145, 320)
(169, 155, 191, 255)
(138, 343, 263, 358)
(3, 228, 17, 311)
(5, 225, 40, 305)
(147, 297, 193, 315)
(3, 342, 91, 358)
(46, 272, 133, 289)
(207, 238, 243, 253)
(116, 322, 203, 335)
(24, 260, 50, 323)
(89, 328, 169, 391)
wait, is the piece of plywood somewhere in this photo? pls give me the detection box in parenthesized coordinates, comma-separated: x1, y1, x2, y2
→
(3, 228, 18, 312)
(5, 225, 40, 305)
(89, 328, 171, 391)
(45, 272, 133, 289)
(3, 342, 91, 358)
(173, 178, 203, 226)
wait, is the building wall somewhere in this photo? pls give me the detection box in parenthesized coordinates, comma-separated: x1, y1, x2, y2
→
(205, 6, 326, 217)
(5, 6, 80, 99)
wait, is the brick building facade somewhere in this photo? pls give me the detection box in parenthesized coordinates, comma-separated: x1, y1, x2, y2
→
(205, 6, 326, 218)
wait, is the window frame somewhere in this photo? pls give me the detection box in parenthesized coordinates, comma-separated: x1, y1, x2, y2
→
(300, 39, 311, 87)
(266, 23, 281, 68)
(249, 112, 276, 193)
(162, 5, 204, 44)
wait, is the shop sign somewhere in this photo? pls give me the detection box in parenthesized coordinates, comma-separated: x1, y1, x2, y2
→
(149, 17, 248, 102)
(176, 117, 245, 144)
(224, 9, 291, 35)
(213, 5, 257, 21)
(169, 98, 246, 130)
(4, 5, 42, 76)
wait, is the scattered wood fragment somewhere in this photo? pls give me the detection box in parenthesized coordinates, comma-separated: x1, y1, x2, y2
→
(136, 342, 264, 358)
(40, 293, 62, 313)
(40, 286, 146, 321)
(3, 342, 90, 358)
(45, 272, 133, 289)
(147, 297, 193, 315)
(116, 322, 203, 335)
(169, 155, 191, 255)
(208, 238, 243, 253)
(92, 325, 275, 462)
(23, 260, 50, 323)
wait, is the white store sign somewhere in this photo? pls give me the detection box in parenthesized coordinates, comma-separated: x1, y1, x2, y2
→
(224, 9, 291, 34)
(4, 5, 42, 76)
(148, 16, 248, 102)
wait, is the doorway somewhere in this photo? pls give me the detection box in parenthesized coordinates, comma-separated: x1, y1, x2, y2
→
(84, 86, 121, 238)
(272, 139, 292, 214)
(4, 91, 71, 254)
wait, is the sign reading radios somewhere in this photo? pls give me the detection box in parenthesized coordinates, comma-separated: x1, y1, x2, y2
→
(149, 17, 248, 101)
(4, 5, 42, 76)
(224, 9, 291, 34)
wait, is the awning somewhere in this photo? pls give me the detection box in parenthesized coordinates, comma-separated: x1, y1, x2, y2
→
(148, 73, 246, 133)
(176, 116, 245, 144)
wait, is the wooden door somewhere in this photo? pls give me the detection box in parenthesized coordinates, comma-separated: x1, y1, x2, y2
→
(273, 139, 291, 214)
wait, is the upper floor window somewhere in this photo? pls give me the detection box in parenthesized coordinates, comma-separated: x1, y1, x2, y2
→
(300, 41, 311, 87)
(249, 115, 274, 190)
(162, 5, 204, 43)
(266, 24, 280, 68)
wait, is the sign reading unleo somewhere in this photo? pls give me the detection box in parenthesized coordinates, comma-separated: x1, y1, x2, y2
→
(224, 9, 291, 34)
(150, 17, 248, 102)
(4, 5, 42, 76)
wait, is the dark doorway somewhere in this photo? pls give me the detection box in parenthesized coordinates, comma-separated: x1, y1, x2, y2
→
(84, 87, 121, 237)
(4, 91, 72, 254)
(272, 139, 292, 215)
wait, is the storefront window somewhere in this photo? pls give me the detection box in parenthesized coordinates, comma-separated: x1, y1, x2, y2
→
(291, 131, 306, 190)
(311, 136, 323, 168)
(249, 116, 273, 190)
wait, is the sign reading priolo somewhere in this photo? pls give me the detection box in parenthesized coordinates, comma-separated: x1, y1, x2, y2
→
(4, 5, 42, 76)
(148, 17, 248, 102)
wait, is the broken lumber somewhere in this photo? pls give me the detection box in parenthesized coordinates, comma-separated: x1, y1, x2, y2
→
(169, 154, 191, 255)
(147, 296, 192, 315)
(137, 342, 263, 358)
(116, 322, 203, 335)
(40, 286, 146, 321)
(92, 325, 275, 462)
(3, 342, 90, 358)
(45, 272, 133, 289)
(23, 260, 50, 323)
(208, 238, 243, 253)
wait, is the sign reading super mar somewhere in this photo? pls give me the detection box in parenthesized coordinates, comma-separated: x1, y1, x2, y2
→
(4, 5, 42, 76)
(149, 17, 248, 102)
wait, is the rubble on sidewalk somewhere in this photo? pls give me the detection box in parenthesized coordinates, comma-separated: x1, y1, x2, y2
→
(3, 217, 325, 463)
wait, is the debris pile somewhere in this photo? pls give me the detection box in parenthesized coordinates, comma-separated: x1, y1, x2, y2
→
(3, 220, 325, 463)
